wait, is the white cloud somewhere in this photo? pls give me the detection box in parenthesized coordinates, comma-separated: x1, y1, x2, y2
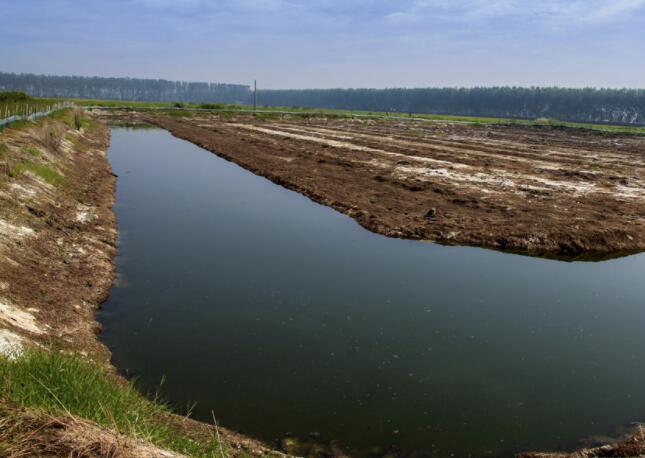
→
(386, 0, 645, 25)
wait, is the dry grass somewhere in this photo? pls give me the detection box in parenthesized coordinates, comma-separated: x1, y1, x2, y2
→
(0, 402, 183, 458)
(37, 121, 64, 152)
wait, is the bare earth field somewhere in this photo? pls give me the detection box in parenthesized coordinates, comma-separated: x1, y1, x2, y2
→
(112, 112, 645, 259)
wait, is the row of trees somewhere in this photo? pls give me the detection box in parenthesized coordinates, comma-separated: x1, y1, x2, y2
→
(259, 87, 645, 125)
(3, 72, 645, 124)
(0, 72, 249, 104)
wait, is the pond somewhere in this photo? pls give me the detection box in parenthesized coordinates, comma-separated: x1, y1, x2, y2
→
(99, 127, 645, 457)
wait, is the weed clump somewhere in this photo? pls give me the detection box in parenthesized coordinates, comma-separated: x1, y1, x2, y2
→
(73, 109, 84, 130)
(38, 122, 64, 152)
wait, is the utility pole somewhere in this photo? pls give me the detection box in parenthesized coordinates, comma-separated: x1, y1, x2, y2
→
(253, 80, 257, 112)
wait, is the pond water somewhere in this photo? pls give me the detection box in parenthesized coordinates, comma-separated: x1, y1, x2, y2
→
(99, 127, 645, 457)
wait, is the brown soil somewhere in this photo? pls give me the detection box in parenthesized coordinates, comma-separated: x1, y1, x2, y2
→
(123, 112, 645, 259)
(0, 116, 116, 360)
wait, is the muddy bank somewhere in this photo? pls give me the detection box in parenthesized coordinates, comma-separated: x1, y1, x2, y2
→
(0, 113, 280, 457)
(0, 114, 116, 359)
(127, 112, 645, 259)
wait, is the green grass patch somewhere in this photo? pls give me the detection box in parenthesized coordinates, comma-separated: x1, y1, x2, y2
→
(47, 108, 97, 132)
(1, 93, 62, 120)
(3, 119, 34, 131)
(11, 162, 64, 186)
(48, 108, 74, 126)
(160, 109, 194, 117)
(0, 349, 226, 457)
(22, 146, 41, 157)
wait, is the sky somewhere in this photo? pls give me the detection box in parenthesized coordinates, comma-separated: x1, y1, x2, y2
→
(2, 0, 645, 89)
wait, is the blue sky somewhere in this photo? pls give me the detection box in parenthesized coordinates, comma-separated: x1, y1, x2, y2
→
(2, 0, 645, 88)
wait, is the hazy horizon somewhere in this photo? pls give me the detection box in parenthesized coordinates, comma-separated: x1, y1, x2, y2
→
(3, 0, 645, 90)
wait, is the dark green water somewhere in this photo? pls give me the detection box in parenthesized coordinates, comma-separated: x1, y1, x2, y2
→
(99, 127, 645, 457)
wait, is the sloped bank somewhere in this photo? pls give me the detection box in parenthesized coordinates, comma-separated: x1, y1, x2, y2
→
(0, 110, 281, 457)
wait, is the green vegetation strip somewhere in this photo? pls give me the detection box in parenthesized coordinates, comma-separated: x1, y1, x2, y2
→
(0, 349, 226, 457)
(76, 98, 645, 136)
(10, 162, 64, 186)
(1, 92, 65, 122)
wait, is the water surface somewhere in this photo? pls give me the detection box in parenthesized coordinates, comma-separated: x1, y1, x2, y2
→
(100, 127, 645, 456)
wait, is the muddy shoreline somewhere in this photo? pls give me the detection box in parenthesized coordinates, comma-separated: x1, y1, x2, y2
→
(123, 112, 645, 259)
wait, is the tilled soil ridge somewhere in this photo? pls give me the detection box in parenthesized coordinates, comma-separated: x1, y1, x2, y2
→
(149, 114, 645, 259)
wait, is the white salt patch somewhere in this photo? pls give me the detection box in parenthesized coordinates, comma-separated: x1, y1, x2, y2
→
(0, 300, 44, 335)
(616, 184, 645, 199)
(76, 204, 96, 223)
(0, 219, 35, 238)
(9, 183, 37, 197)
(229, 123, 465, 169)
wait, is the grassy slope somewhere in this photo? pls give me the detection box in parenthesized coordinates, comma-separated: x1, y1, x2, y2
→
(0, 349, 227, 457)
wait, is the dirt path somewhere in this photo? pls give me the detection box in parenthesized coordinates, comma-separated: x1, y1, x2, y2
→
(140, 113, 645, 259)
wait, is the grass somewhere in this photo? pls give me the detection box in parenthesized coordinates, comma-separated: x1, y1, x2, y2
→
(2, 119, 34, 130)
(19, 162, 64, 186)
(70, 96, 645, 136)
(22, 146, 41, 157)
(48, 107, 97, 131)
(0, 349, 226, 457)
(7, 162, 61, 185)
(0, 92, 63, 122)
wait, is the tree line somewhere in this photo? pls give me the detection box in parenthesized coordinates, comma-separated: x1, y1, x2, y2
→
(2, 72, 645, 125)
(0, 72, 249, 104)
(258, 87, 645, 125)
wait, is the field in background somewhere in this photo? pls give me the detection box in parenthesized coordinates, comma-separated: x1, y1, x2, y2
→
(74, 97, 645, 136)
(1, 91, 644, 135)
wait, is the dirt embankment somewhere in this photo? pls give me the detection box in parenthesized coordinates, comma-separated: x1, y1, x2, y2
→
(0, 115, 116, 359)
(136, 112, 645, 259)
(0, 113, 280, 457)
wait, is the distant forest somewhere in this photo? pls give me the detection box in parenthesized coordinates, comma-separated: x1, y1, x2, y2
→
(260, 87, 645, 125)
(0, 72, 249, 104)
(3, 72, 645, 125)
